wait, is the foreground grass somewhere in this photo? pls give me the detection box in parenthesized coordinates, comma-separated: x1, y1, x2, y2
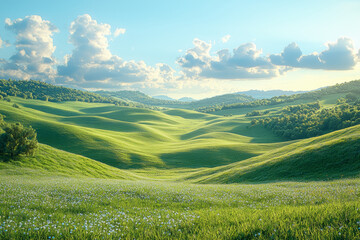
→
(1, 176, 360, 239)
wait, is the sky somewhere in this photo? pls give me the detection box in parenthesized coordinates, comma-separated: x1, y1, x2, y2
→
(0, 0, 360, 99)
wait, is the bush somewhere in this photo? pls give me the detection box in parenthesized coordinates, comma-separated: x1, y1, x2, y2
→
(0, 123, 38, 158)
(12, 103, 20, 108)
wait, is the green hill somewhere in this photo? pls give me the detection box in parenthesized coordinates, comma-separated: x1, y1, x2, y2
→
(1, 79, 359, 183)
(96, 90, 255, 109)
(0, 79, 149, 109)
(0, 143, 138, 179)
(0, 96, 285, 169)
(199, 79, 360, 114)
(183, 124, 360, 183)
(96, 90, 185, 106)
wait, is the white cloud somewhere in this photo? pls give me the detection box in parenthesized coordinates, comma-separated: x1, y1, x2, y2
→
(0, 15, 58, 80)
(176, 38, 213, 78)
(270, 37, 359, 70)
(221, 34, 231, 43)
(114, 28, 126, 37)
(57, 14, 178, 89)
(0, 14, 359, 97)
(178, 39, 281, 80)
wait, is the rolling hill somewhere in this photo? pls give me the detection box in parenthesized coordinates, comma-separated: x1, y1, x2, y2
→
(199, 79, 360, 113)
(95, 90, 255, 109)
(0, 79, 359, 183)
(0, 143, 138, 179)
(236, 89, 307, 99)
(0, 96, 286, 170)
(183, 124, 360, 183)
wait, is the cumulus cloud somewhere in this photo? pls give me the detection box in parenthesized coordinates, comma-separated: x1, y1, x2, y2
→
(177, 38, 212, 69)
(0, 15, 58, 80)
(178, 39, 281, 80)
(270, 37, 358, 70)
(0, 35, 9, 48)
(221, 34, 231, 43)
(114, 28, 126, 37)
(1, 13, 359, 95)
(57, 14, 178, 89)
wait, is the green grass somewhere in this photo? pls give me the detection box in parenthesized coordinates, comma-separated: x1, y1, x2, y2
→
(0, 97, 286, 169)
(0, 144, 138, 180)
(183, 124, 360, 183)
(1, 93, 360, 239)
(1, 176, 360, 239)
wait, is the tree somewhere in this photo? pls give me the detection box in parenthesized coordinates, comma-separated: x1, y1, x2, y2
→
(0, 123, 38, 158)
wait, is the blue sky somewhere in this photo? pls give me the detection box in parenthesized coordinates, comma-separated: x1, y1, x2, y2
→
(0, 0, 360, 98)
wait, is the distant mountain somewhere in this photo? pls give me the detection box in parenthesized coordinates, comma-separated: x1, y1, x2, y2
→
(96, 90, 255, 109)
(191, 93, 255, 108)
(236, 90, 307, 99)
(152, 95, 176, 101)
(95, 90, 185, 106)
(178, 97, 196, 102)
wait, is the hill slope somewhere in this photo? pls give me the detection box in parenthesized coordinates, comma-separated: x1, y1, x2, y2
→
(0, 143, 138, 179)
(0, 97, 286, 169)
(183, 124, 360, 183)
(236, 89, 307, 99)
(199, 79, 360, 113)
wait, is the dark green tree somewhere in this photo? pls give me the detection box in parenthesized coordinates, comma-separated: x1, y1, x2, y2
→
(0, 122, 38, 158)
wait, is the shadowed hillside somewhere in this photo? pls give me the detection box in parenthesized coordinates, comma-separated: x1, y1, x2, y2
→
(0, 144, 138, 179)
(183, 125, 360, 183)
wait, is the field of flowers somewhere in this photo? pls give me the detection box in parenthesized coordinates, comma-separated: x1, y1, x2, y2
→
(1, 176, 360, 239)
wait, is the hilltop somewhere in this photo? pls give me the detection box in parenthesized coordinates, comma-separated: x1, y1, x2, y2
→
(236, 89, 307, 99)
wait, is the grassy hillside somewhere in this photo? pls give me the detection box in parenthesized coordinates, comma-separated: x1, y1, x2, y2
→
(1, 81, 360, 240)
(96, 90, 185, 106)
(211, 92, 348, 116)
(0, 96, 286, 169)
(184, 124, 360, 183)
(199, 79, 360, 113)
(0, 143, 138, 179)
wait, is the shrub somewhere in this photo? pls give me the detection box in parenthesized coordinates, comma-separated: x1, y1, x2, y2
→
(0, 123, 38, 158)
(12, 103, 20, 108)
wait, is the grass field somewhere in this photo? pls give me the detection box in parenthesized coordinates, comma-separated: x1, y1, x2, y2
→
(1, 95, 360, 239)
(1, 176, 360, 239)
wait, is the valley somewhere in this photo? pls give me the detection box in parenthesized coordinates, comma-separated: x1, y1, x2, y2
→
(0, 79, 359, 239)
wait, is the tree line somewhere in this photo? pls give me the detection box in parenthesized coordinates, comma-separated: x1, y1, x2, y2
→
(0, 79, 146, 108)
(250, 99, 360, 140)
(198, 79, 360, 113)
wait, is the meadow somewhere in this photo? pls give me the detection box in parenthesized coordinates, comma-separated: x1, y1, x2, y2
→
(0, 90, 359, 239)
(1, 176, 360, 239)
